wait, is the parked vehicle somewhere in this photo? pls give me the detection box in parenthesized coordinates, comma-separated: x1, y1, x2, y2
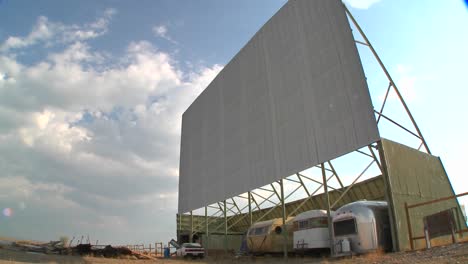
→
(246, 217, 294, 254)
(176, 243, 205, 258)
(333, 200, 392, 255)
(292, 210, 334, 252)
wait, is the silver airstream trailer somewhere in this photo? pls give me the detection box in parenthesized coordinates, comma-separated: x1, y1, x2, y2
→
(333, 201, 392, 255)
(292, 210, 335, 252)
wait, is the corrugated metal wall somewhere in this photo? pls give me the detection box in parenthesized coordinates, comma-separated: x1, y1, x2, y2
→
(200, 234, 243, 251)
(178, 0, 379, 214)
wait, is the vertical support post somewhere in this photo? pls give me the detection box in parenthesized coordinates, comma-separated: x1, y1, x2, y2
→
(279, 179, 288, 259)
(424, 227, 431, 249)
(205, 206, 209, 257)
(322, 163, 335, 256)
(190, 211, 193, 243)
(248, 191, 253, 227)
(224, 200, 228, 254)
(454, 208, 463, 239)
(404, 202, 414, 250)
(178, 213, 181, 242)
(450, 218, 457, 244)
(377, 141, 399, 252)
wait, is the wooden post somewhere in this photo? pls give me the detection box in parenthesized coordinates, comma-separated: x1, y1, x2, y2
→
(404, 202, 414, 250)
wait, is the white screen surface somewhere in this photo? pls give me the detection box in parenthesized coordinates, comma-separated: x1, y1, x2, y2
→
(178, 0, 379, 213)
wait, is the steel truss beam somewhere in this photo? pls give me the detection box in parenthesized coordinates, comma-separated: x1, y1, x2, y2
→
(180, 142, 384, 256)
(375, 110, 422, 140)
(185, 144, 383, 231)
(343, 4, 431, 154)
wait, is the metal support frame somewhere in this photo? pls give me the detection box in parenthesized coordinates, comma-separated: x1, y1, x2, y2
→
(377, 82, 392, 124)
(296, 173, 311, 196)
(279, 179, 288, 258)
(328, 161, 344, 189)
(299, 173, 343, 193)
(271, 183, 282, 201)
(330, 159, 375, 209)
(322, 163, 335, 256)
(377, 140, 399, 251)
(178, 214, 181, 242)
(183, 144, 384, 235)
(205, 206, 209, 256)
(224, 200, 227, 253)
(287, 172, 335, 218)
(190, 211, 194, 243)
(248, 191, 253, 226)
(374, 110, 421, 140)
(343, 4, 431, 154)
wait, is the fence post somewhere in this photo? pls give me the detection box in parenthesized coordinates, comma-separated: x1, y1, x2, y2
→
(404, 202, 414, 250)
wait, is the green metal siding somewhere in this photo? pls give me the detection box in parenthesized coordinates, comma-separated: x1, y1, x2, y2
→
(200, 234, 243, 251)
(381, 138, 465, 251)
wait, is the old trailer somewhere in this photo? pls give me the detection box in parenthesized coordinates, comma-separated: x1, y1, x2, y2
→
(333, 200, 392, 255)
(246, 218, 294, 254)
(293, 210, 335, 252)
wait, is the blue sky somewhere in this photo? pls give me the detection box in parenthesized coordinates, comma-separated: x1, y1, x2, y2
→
(0, 0, 467, 245)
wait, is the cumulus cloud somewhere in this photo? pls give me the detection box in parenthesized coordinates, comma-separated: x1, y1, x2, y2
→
(0, 8, 116, 52)
(153, 25, 168, 38)
(343, 0, 382, 9)
(0, 14, 221, 243)
(152, 24, 177, 44)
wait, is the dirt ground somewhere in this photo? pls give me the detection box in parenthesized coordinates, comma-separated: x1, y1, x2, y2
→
(1, 242, 468, 263)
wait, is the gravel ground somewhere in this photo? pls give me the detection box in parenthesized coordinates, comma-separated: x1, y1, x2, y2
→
(1, 242, 468, 263)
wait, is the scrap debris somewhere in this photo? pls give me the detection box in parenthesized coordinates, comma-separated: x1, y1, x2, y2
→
(0, 240, 153, 259)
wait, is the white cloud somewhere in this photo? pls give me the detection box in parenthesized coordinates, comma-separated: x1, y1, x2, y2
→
(152, 24, 177, 44)
(344, 0, 382, 9)
(0, 41, 188, 112)
(153, 25, 168, 37)
(0, 14, 221, 242)
(0, 8, 116, 53)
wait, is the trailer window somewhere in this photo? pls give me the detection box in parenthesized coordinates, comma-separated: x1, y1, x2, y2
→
(310, 217, 328, 228)
(256, 226, 267, 235)
(296, 217, 328, 230)
(298, 220, 309, 229)
(249, 226, 268, 236)
(334, 218, 357, 236)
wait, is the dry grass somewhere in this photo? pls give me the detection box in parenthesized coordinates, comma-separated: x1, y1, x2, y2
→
(2, 238, 468, 264)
